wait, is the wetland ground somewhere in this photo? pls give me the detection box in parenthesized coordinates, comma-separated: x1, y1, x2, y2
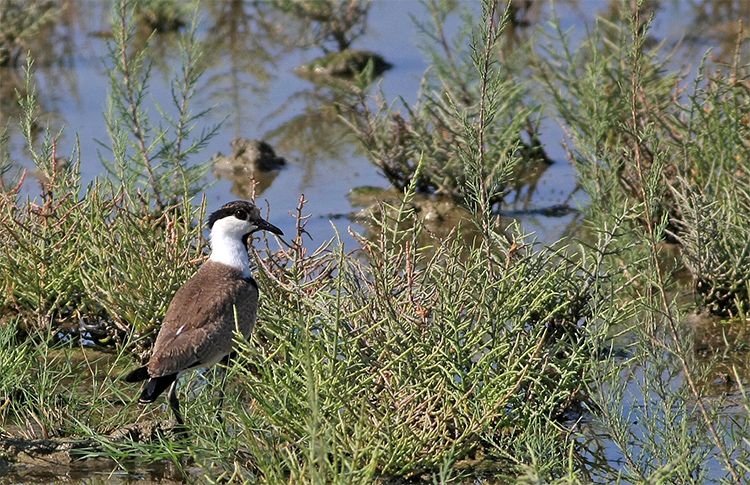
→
(1, 0, 750, 483)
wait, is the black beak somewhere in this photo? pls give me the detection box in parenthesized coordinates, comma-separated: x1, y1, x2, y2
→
(254, 218, 284, 236)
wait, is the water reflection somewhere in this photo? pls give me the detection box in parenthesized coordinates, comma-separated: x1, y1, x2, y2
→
(508, 158, 553, 211)
(683, 0, 750, 61)
(128, 26, 183, 78)
(264, 87, 356, 163)
(0, 68, 27, 131)
(200, 1, 299, 137)
(0, 0, 67, 67)
(211, 138, 283, 198)
(689, 313, 750, 396)
(271, 0, 372, 53)
(0, 0, 83, 149)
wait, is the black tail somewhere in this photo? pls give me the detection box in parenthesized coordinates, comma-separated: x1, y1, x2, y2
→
(138, 373, 178, 404)
(123, 365, 149, 383)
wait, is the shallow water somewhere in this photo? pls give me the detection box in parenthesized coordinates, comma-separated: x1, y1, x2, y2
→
(2, 1, 742, 245)
(2, 0, 750, 482)
(1, 0, 574, 247)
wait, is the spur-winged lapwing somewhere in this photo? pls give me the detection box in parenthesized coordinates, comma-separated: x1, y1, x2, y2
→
(123, 200, 283, 426)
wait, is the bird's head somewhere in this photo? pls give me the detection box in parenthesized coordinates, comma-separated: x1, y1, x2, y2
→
(208, 200, 283, 243)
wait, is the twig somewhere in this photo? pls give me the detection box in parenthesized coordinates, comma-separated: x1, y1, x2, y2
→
(628, 3, 741, 482)
(115, 0, 163, 210)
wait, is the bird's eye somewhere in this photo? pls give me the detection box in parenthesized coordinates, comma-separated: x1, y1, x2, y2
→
(234, 209, 248, 220)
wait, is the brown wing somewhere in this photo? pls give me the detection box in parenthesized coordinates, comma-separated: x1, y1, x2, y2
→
(147, 263, 258, 377)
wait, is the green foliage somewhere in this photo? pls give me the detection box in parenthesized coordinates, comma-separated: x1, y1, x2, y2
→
(672, 61, 750, 188)
(0, 319, 150, 444)
(37, 192, 616, 482)
(548, 3, 750, 482)
(186, 133, 615, 479)
(0, 320, 31, 413)
(667, 64, 750, 316)
(673, 181, 750, 317)
(104, 0, 217, 211)
(0, 0, 57, 66)
(0, 161, 205, 341)
(0, 321, 80, 439)
(536, 7, 679, 231)
(0, 5, 216, 340)
(79, 194, 206, 340)
(0, 64, 89, 326)
(273, 0, 371, 52)
(347, 0, 546, 208)
(538, 3, 750, 317)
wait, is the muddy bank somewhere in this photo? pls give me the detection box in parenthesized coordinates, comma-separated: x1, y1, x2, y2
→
(0, 421, 186, 483)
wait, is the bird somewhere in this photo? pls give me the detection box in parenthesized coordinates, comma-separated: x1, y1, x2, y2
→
(122, 200, 283, 426)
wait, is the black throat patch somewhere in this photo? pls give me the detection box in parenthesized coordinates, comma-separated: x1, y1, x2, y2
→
(243, 275, 258, 290)
(241, 233, 251, 249)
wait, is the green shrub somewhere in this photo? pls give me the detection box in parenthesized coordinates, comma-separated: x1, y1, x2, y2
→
(536, 7, 679, 234)
(346, 0, 547, 207)
(105, 0, 217, 211)
(224, 192, 612, 480)
(0, 1, 216, 341)
(80, 195, 206, 342)
(667, 65, 750, 316)
(673, 181, 750, 317)
(545, 4, 749, 481)
(0, 0, 57, 67)
(538, 3, 750, 317)
(0, 76, 89, 326)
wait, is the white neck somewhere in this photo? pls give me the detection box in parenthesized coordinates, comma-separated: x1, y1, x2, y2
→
(208, 232, 250, 277)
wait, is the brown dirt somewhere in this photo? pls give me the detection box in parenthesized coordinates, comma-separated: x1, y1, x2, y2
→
(0, 420, 186, 483)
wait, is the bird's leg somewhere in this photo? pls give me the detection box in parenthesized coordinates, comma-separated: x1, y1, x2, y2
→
(167, 379, 185, 433)
(216, 351, 236, 424)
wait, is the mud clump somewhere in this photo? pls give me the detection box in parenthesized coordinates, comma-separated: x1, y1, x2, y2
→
(212, 138, 286, 197)
(296, 49, 392, 80)
(0, 420, 185, 480)
(0, 434, 95, 478)
(212, 138, 286, 173)
(0, 434, 92, 463)
(109, 419, 185, 443)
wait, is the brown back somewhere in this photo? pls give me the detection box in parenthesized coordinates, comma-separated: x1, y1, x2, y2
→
(147, 261, 259, 377)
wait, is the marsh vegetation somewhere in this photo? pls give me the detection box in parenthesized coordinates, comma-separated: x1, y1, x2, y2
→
(1, 0, 750, 483)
